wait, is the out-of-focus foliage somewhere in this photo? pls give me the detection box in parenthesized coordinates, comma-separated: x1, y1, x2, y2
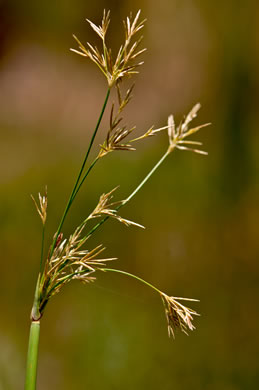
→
(0, 1, 258, 389)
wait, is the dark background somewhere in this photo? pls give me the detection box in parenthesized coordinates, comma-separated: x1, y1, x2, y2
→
(0, 1, 258, 389)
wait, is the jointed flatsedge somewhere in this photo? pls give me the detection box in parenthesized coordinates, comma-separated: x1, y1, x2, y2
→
(25, 10, 209, 390)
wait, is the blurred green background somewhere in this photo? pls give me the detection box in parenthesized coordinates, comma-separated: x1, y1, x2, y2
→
(0, 0, 258, 389)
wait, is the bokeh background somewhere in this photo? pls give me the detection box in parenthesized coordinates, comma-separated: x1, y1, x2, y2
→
(0, 0, 258, 389)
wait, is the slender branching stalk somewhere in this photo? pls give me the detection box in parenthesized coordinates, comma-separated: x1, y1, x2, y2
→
(83, 150, 171, 239)
(49, 88, 110, 256)
(25, 9, 210, 389)
(102, 268, 199, 337)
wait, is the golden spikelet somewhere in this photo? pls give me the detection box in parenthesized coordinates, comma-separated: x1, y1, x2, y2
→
(167, 104, 210, 155)
(89, 187, 145, 228)
(160, 293, 199, 337)
(71, 10, 146, 87)
(31, 187, 48, 225)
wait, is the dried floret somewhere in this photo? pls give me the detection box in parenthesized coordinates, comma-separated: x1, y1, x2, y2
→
(167, 104, 210, 155)
(160, 293, 199, 337)
(71, 10, 146, 87)
(31, 187, 48, 225)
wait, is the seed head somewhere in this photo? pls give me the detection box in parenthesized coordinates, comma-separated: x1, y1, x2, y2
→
(89, 187, 145, 229)
(71, 10, 146, 87)
(37, 223, 116, 316)
(31, 187, 48, 225)
(160, 293, 199, 337)
(167, 103, 210, 155)
(99, 84, 137, 157)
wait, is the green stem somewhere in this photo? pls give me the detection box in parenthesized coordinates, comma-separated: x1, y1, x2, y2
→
(121, 149, 170, 206)
(31, 275, 41, 322)
(71, 156, 99, 202)
(25, 321, 40, 390)
(102, 268, 161, 295)
(49, 88, 110, 256)
(85, 149, 170, 238)
(39, 225, 45, 273)
(25, 89, 111, 389)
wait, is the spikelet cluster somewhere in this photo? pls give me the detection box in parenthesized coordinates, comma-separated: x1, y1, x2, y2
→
(99, 84, 137, 157)
(34, 186, 145, 318)
(167, 103, 210, 155)
(89, 187, 144, 228)
(71, 10, 146, 87)
(161, 293, 199, 337)
(37, 224, 116, 316)
(31, 188, 47, 225)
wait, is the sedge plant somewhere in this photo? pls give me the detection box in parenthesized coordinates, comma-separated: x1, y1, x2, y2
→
(25, 10, 210, 390)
